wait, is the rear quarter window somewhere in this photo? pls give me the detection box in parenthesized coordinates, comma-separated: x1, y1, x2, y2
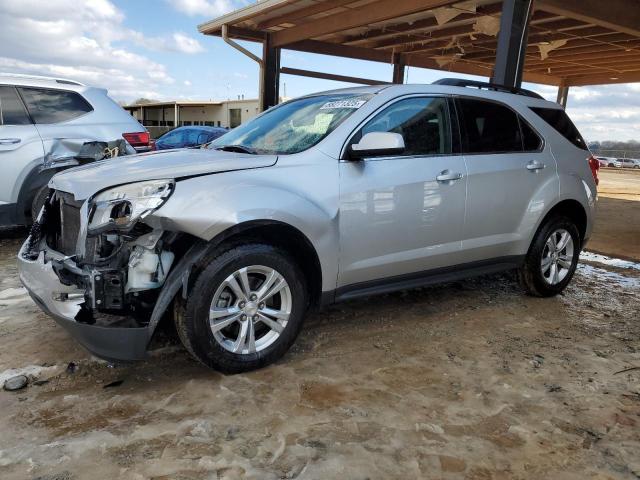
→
(530, 107, 587, 150)
(18, 87, 93, 124)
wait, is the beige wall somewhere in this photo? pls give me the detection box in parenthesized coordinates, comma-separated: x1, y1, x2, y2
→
(125, 99, 259, 136)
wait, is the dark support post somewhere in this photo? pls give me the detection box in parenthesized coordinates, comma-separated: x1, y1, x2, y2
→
(493, 0, 533, 88)
(392, 53, 405, 84)
(556, 85, 569, 109)
(261, 34, 281, 111)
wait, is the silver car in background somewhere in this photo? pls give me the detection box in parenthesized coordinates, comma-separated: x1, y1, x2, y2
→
(0, 74, 150, 226)
(18, 80, 598, 373)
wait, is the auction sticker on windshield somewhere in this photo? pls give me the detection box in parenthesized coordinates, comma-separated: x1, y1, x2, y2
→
(320, 98, 368, 110)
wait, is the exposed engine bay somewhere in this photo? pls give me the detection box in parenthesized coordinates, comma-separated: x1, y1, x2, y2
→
(22, 186, 187, 328)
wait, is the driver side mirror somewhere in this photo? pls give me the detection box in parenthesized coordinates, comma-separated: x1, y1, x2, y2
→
(348, 132, 405, 159)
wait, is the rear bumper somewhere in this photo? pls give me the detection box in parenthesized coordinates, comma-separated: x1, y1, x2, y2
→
(17, 241, 153, 362)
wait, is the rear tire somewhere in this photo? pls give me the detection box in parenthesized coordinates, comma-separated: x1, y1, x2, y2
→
(518, 216, 580, 297)
(175, 243, 308, 373)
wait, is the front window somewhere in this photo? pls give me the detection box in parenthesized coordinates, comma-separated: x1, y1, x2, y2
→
(210, 93, 373, 155)
(358, 96, 452, 156)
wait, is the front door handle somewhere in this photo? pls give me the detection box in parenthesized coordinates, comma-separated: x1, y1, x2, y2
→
(0, 138, 21, 145)
(526, 161, 545, 171)
(436, 170, 463, 182)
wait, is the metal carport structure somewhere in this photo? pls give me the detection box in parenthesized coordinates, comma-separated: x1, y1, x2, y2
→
(198, 0, 640, 111)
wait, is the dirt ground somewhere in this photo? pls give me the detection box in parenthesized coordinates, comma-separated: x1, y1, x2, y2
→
(0, 170, 638, 480)
(590, 169, 640, 261)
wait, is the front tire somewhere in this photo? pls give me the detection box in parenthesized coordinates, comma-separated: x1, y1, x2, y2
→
(518, 216, 580, 297)
(176, 243, 308, 373)
(31, 186, 50, 221)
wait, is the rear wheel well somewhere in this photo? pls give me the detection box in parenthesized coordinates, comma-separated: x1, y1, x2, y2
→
(540, 200, 587, 245)
(192, 221, 323, 308)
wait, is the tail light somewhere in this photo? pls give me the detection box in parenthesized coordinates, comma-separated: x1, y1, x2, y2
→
(123, 131, 150, 149)
(588, 155, 599, 186)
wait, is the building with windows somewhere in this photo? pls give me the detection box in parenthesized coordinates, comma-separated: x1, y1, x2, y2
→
(123, 98, 259, 138)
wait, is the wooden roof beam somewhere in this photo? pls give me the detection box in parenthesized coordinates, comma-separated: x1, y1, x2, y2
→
(271, 0, 459, 47)
(527, 57, 640, 73)
(536, 0, 640, 38)
(341, 3, 503, 46)
(564, 71, 640, 86)
(285, 39, 395, 63)
(399, 28, 633, 56)
(257, 0, 357, 30)
(463, 37, 640, 62)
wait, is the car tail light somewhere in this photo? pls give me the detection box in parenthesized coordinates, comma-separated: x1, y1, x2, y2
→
(122, 131, 150, 148)
(588, 155, 599, 186)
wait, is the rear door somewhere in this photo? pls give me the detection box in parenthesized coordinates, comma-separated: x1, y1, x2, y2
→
(0, 85, 43, 205)
(17, 86, 96, 165)
(338, 95, 467, 287)
(455, 97, 557, 262)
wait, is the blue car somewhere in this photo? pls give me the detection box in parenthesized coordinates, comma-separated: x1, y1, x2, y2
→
(154, 126, 228, 150)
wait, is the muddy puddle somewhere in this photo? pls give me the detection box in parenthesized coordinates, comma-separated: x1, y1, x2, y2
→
(1, 236, 639, 479)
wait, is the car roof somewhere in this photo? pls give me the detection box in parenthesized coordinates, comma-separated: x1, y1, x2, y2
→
(173, 126, 227, 132)
(300, 83, 558, 109)
(0, 73, 89, 92)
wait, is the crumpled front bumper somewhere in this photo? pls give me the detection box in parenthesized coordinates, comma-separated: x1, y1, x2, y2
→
(17, 241, 153, 362)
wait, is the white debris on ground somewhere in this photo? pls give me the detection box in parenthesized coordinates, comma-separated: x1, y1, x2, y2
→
(0, 364, 61, 386)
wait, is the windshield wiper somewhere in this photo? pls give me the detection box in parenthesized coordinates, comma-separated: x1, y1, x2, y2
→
(214, 144, 257, 155)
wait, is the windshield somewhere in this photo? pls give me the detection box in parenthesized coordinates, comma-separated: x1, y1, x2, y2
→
(209, 93, 373, 155)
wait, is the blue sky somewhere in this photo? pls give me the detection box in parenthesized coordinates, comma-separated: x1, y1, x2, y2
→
(1, 0, 639, 142)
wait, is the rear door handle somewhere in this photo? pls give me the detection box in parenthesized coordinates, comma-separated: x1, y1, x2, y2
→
(526, 161, 545, 171)
(0, 138, 21, 145)
(436, 170, 463, 182)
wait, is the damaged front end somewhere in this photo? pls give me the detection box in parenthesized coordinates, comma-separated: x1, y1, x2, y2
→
(18, 180, 204, 362)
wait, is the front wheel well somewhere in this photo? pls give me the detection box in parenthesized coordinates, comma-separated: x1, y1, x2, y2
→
(192, 221, 323, 308)
(539, 200, 587, 245)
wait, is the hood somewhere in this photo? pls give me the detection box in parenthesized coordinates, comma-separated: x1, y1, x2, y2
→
(49, 148, 278, 200)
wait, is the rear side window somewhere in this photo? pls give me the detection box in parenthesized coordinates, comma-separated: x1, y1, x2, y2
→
(456, 98, 522, 153)
(18, 87, 93, 124)
(530, 107, 587, 150)
(521, 119, 543, 151)
(0, 86, 31, 125)
(360, 96, 452, 156)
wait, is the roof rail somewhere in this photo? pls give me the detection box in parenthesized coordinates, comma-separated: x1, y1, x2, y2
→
(432, 78, 543, 100)
(0, 72, 84, 86)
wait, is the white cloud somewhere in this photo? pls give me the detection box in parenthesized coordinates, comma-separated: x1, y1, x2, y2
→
(172, 33, 205, 54)
(128, 31, 205, 54)
(0, 0, 210, 102)
(184, 80, 192, 86)
(170, 0, 236, 17)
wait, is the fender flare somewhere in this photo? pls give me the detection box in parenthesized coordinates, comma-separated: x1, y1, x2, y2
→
(15, 165, 59, 224)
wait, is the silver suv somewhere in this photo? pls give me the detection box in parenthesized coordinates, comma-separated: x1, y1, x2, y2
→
(0, 74, 150, 227)
(18, 80, 598, 373)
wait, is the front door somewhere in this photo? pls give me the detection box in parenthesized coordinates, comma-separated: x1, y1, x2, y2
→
(0, 85, 43, 205)
(338, 96, 467, 288)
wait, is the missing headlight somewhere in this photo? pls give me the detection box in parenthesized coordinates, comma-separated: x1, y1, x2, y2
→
(88, 179, 174, 235)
